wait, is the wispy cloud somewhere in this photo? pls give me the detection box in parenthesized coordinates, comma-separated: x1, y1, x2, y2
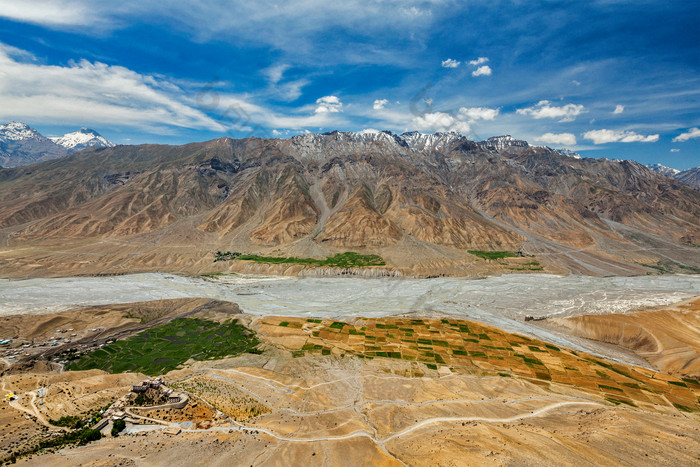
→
(672, 127, 700, 142)
(0, 0, 95, 27)
(583, 129, 659, 144)
(275, 79, 309, 102)
(262, 63, 290, 85)
(613, 104, 624, 114)
(0, 43, 219, 132)
(0, 1, 444, 66)
(0, 42, 344, 135)
(537, 132, 577, 145)
(517, 100, 585, 122)
(261, 64, 309, 102)
(213, 94, 343, 130)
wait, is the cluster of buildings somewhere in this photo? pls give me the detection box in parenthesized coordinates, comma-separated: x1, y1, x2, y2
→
(93, 377, 189, 433)
(131, 377, 188, 407)
(0, 327, 108, 366)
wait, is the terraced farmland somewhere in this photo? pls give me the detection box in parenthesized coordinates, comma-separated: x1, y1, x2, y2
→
(257, 316, 700, 414)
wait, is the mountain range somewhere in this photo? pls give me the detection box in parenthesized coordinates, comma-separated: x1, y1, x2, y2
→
(0, 130, 697, 278)
(0, 122, 114, 168)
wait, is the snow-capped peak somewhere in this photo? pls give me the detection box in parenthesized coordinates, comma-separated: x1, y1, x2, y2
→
(477, 135, 529, 151)
(646, 163, 680, 177)
(0, 121, 43, 142)
(50, 128, 115, 150)
(399, 131, 464, 151)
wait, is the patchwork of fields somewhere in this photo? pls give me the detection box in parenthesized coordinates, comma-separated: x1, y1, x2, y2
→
(258, 316, 700, 413)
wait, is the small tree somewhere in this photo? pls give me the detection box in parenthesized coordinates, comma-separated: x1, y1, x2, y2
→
(111, 419, 126, 437)
(79, 429, 102, 444)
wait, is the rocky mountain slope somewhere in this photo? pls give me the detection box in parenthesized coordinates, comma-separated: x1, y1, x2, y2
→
(0, 122, 113, 167)
(0, 130, 698, 278)
(675, 166, 700, 189)
(0, 122, 68, 167)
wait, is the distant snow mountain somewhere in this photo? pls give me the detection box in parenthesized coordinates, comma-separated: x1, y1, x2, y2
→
(675, 166, 700, 189)
(646, 163, 680, 177)
(646, 162, 700, 189)
(0, 122, 114, 167)
(50, 128, 115, 151)
(0, 122, 67, 167)
(0, 121, 44, 142)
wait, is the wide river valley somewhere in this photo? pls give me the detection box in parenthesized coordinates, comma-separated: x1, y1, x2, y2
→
(2, 273, 699, 364)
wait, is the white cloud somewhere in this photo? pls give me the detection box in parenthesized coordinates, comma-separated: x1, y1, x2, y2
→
(373, 99, 388, 110)
(469, 57, 489, 66)
(441, 58, 460, 68)
(261, 64, 308, 102)
(412, 111, 470, 134)
(471, 65, 492, 77)
(0, 0, 95, 26)
(613, 105, 624, 114)
(314, 95, 342, 113)
(516, 100, 585, 122)
(0, 1, 443, 66)
(0, 42, 344, 135)
(672, 127, 700, 142)
(215, 94, 342, 130)
(276, 79, 309, 102)
(0, 43, 220, 132)
(670, 148, 680, 152)
(0, 42, 37, 62)
(571, 80, 581, 86)
(536, 132, 577, 146)
(402, 106, 499, 137)
(583, 129, 659, 144)
(263, 63, 289, 85)
(458, 107, 498, 121)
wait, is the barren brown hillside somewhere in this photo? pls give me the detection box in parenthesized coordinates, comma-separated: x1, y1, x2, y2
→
(0, 132, 698, 277)
(551, 297, 700, 378)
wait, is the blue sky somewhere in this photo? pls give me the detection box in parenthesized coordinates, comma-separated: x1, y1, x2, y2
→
(0, 1, 698, 169)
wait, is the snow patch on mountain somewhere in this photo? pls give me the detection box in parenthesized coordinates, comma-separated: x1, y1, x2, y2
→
(478, 135, 529, 151)
(50, 128, 115, 150)
(552, 148, 582, 159)
(646, 163, 680, 177)
(400, 131, 464, 151)
(0, 122, 43, 142)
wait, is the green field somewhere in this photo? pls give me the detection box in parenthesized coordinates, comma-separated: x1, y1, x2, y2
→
(467, 250, 518, 260)
(214, 251, 385, 268)
(67, 318, 260, 376)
